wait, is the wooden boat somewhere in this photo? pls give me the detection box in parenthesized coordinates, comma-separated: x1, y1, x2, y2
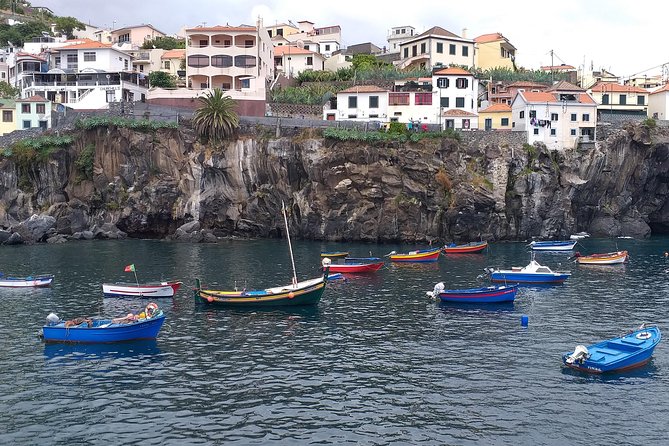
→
(389, 247, 441, 263)
(569, 232, 590, 240)
(102, 281, 182, 298)
(486, 259, 571, 284)
(325, 257, 384, 273)
(428, 282, 517, 303)
(530, 240, 577, 251)
(320, 251, 348, 258)
(0, 273, 53, 288)
(194, 202, 329, 307)
(442, 241, 488, 254)
(40, 303, 165, 343)
(573, 250, 628, 265)
(563, 325, 661, 374)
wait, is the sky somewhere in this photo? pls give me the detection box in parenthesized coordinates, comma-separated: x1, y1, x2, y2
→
(37, 0, 667, 79)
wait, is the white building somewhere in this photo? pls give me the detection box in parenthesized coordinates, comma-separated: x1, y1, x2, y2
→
(397, 26, 474, 71)
(648, 83, 669, 120)
(273, 45, 325, 77)
(324, 85, 389, 121)
(387, 26, 416, 54)
(512, 81, 597, 150)
(433, 67, 479, 129)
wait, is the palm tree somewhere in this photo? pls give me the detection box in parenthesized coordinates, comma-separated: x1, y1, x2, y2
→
(192, 88, 239, 144)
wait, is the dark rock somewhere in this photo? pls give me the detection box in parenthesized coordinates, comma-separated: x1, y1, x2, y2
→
(0, 230, 10, 243)
(46, 234, 68, 244)
(4, 232, 23, 245)
(12, 214, 56, 243)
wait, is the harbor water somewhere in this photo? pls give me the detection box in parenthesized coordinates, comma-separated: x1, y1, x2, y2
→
(0, 238, 668, 445)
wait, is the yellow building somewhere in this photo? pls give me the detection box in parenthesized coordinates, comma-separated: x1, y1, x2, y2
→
(474, 33, 516, 70)
(478, 103, 512, 130)
(265, 23, 300, 39)
(0, 99, 15, 135)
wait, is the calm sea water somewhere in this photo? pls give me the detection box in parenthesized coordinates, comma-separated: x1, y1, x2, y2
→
(0, 237, 668, 445)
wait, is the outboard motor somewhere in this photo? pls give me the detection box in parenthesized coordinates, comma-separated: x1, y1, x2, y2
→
(426, 282, 445, 299)
(566, 345, 590, 364)
(46, 313, 60, 326)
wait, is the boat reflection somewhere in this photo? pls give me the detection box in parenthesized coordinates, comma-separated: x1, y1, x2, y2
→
(437, 300, 515, 315)
(560, 360, 659, 382)
(44, 339, 161, 360)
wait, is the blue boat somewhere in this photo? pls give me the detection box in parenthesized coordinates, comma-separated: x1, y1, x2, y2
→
(529, 240, 577, 251)
(486, 259, 571, 284)
(428, 282, 517, 303)
(40, 304, 165, 343)
(562, 325, 661, 374)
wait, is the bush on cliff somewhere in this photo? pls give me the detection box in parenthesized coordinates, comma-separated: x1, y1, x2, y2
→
(322, 127, 460, 143)
(75, 116, 177, 131)
(3, 135, 74, 167)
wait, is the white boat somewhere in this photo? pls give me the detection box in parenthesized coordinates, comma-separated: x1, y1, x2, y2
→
(569, 232, 590, 240)
(102, 281, 182, 298)
(0, 274, 53, 288)
(486, 259, 571, 284)
(529, 240, 578, 251)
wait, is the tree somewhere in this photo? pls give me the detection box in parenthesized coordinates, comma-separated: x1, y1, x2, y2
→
(0, 81, 20, 99)
(148, 71, 176, 89)
(192, 88, 239, 144)
(53, 16, 86, 39)
(350, 54, 389, 72)
(141, 36, 185, 50)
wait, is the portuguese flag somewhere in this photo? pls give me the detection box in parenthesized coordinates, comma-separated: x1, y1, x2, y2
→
(124, 264, 136, 272)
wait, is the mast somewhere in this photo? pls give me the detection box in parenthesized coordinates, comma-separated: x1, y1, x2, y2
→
(282, 201, 298, 287)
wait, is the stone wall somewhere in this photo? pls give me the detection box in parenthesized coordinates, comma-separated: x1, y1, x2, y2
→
(267, 103, 324, 119)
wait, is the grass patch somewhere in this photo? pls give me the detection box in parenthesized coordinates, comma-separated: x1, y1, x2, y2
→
(323, 127, 460, 143)
(74, 144, 95, 181)
(75, 116, 178, 132)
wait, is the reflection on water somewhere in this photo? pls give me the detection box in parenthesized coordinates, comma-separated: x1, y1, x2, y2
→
(44, 339, 161, 361)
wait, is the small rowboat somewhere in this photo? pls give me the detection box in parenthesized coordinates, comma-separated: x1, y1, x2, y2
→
(325, 257, 384, 273)
(442, 241, 488, 254)
(569, 232, 590, 240)
(529, 240, 577, 251)
(486, 259, 571, 284)
(428, 282, 517, 303)
(0, 273, 53, 288)
(563, 325, 661, 374)
(40, 304, 165, 343)
(574, 250, 628, 265)
(320, 251, 349, 258)
(102, 281, 182, 298)
(389, 247, 441, 263)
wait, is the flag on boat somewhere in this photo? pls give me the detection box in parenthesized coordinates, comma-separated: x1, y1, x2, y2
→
(124, 264, 135, 272)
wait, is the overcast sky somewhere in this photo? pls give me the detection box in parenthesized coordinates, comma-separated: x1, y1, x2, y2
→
(37, 0, 666, 79)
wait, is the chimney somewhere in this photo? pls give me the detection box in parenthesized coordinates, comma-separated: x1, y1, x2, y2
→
(461, 28, 468, 38)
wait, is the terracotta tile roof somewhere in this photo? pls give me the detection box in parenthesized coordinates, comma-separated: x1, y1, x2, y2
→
(479, 103, 512, 113)
(506, 81, 550, 89)
(520, 91, 557, 102)
(590, 82, 648, 93)
(161, 49, 186, 59)
(650, 83, 669, 95)
(546, 80, 585, 92)
(273, 46, 315, 56)
(540, 64, 575, 71)
(415, 26, 461, 40)
(433, 67, 472, 76)
(186, 25, 256, 33)
(577, 93, 596, 104)
(112, 24, 166, 35)
(18, 95, 49, 103)
(442, 109, 477, 117)
(474, 33, 505, 43)
(55, 41, 114, 50)
(338, 85, 388, 93)
(16, 52, 46, 61)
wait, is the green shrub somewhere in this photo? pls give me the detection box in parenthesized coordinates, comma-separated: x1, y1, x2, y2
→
(75, 116, 178, 132)
(2, 135, 74, 167)
(323, 127, 460, 143)
(642, 117, 657, 129)
(74, 144, 95, 180)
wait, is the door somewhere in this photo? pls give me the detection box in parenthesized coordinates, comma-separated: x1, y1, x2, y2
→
(485, 118, 492, 131)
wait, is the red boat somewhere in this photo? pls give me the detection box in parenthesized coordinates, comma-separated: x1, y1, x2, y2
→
(442, 241, 488, 254)
(323, 257, 385, 273)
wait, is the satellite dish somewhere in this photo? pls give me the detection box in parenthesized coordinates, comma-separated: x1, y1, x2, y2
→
(296, 40, 304, 49)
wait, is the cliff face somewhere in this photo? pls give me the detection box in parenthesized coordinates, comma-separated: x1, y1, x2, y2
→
(1, 123, 668, 244)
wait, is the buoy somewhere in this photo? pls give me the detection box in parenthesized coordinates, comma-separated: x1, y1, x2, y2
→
(206, 296, 213, 303)
(288, 292, 295, 299)
(521, 315, 529, 327)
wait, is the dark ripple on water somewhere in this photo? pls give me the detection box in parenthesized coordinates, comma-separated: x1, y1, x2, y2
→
(0, 239, 668, 444)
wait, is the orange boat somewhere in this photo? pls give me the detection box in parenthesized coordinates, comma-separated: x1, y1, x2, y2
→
(389, 247, 441, 263)
(574, 250, 628, 265)
(442, 241, 488, 254)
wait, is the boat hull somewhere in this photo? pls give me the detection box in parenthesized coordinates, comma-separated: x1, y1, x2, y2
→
(439, 285, 517, 303)
(0, 274, 53, 288)
(195, 276, 327, 307)
(390, 248, 441, 263)
(530, 241, 577, 251)
(327, 261, 384, 273)
(490, 272, 570, 284)
(320, 252, 348, 258)
(443, 242, 488, 254)
(576, 251, 628, 265)
(102, 281, 182, 297)
(562, 327, 661, 374)
(42, 314, 166, 343)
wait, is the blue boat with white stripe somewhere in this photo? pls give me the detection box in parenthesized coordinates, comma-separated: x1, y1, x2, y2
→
(529, 240, 577, 251)
(485, 259, 571, 284)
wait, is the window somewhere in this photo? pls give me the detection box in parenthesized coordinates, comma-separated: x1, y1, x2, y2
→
(268, 30, 272, 37)
(436, 42, 443, 53)
(529, 110, 536, 118)
(36, 104, 45, 114)
(306, 56, 313, 65)
(244, 40, 254, 48)
(241, 79, 250, 89)
(348, 114, 357, 118)
(570, 129, 577, 136)
(412, 45, 417, 57)
(211, 55, 232, 67)
(455, 97, 465, 108)
(571, 113, 577, 121)
(66, 53, 78, 68)
(106, 90, 116, 102)
(139, 64, 144, 72)
(520, 111, 525, 118)
(449, 44, 456, 55)
(23, 120, 31, 129)
(440, 97, 449, 107)
(602, 94, 609, 105)
(83, 51, 96, 62)
(619, 94, 626, 105)
(277, 28, 283, 36)
(2, 110, 12, 122)
(21, 103, 30, 113)
(54, 56, 61, 66)
(455, 78, 469, 89)
(550, 129, 556, 136)
(325, 44, 330, 51)
(389, 93, 410, 105)
(188, 55, 208, 67)
(39, 120, 47, 129)
(501, 118, 509, 126)
(403, 48, 409, 58)
(415, 92, 432, 105)
(551, 113, 558, 121)
(420, 43, 426, 54)
(437, 78, 449, 88)
(582, 113, 590, 121)
(348, 96, 357, 108)
(533, 128, 539, 135)
(369, 96, 379, 108)
(164, 61, 170, 69)
(637, 95, 645, 105)
(124, 59, 129, 70)
(462, 46, 468, 57)
(118, 33, 130, 43)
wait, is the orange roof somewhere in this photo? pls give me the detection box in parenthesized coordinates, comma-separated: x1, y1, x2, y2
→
(186, 25, 255, 32)
(433, 67, 472, 76)
(577, 93, 596, 104)
(540, 64, 575, 71)
(650, 83, 669, 95)
(273, 46, 315, 56)
(590, 83, 648, 93)
(162, 49, 185, 59)
(18, 95, 48, 103)
(479, 103, 512, 113)
(55, 41, 114, 50)
(16, 52, 46, 61)
(443, 109, 477, 117)
(520, 91, 557, 102)
(474, 33, 505, 43)
(338, 85, 388, 94)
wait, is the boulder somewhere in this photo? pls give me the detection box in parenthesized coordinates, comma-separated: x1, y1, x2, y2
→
(12, 214, 56, 243)
(4, 232, 23, 245)
(92, 223, 128, 240)
(46, 234, 68, 244)
(0, 230, 10, 244)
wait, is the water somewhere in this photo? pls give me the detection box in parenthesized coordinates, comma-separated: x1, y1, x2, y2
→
(1, 238, 668, 445)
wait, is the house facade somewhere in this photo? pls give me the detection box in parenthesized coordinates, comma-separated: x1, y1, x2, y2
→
(589, 82, 648, 119)
(474, 33, 516, 70)
(15, 95, 51, 130)
(111, 24, 166, 49)
(647, 84, 669, 120)
(397, 26, 474, 71)
(0, 99, 15, 135)
(433, 67, 479, 129)
(273, 46, 325, 77)
(324, 85, 389, 121)
(387, 26, 416, 54)
(478, 103, 512, 130)
(488, 80, 549, 105)
(7, 52, 46, 89)
(160, 49, 186, 79)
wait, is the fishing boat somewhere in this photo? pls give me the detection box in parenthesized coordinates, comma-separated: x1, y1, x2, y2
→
(442, 241, 488, 254)
(194, 202, 329, 307)
(569, 232, 590, 240)
(529, 240, 578, 251)
(562, 325, 661, 374)
(573, 250, 628, 265)
(0, 273, 53, 288)
(320, 251, 349, 258)
(40, 303, 165, 343)
(485, 259, 571, 284)
(427, 282, 517, 303)
(102, 281, 182, 298)
(325, 257, 384, 273)
(389, 247, 441, 263)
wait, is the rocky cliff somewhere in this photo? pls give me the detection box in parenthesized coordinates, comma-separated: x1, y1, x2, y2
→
(1, 122, 668, 245)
